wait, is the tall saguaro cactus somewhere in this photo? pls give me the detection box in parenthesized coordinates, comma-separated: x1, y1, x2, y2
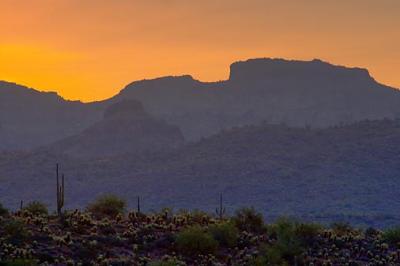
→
(137, 196, 141, 213)
(216, 193, 226, 220)
(56, 164, 65, 216)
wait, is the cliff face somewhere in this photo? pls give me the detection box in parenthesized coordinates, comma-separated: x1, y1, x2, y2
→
(45, 100, 184, 159)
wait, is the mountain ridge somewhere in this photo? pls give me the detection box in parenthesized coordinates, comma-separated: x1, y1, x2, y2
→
(1, 58, 390, 103)
(2, 58, 400, 151)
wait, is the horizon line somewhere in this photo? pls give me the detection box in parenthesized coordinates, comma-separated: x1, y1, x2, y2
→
(0, 57, 393, 104)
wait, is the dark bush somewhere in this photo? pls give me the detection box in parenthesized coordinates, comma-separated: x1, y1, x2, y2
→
(265, 218, 304, 265)
(23, 201, 48, 216)
(0, 259, 38, 266)
(294, 222, 322, 246)
(175, 226, 218, 255)
(331, 221, 352, 236)
(383, 227, 400, 245)
(0, 202, 9, 217)
(4, 219, 30, 244)
(365, 227, 380, 238)
(188, 209, 209, 224)
(232, 207, 264, 233)
(209, 221, 238, 248)
(148, 258, 185, 266)
(248, 255, 268, 266)
(87, 194, 126, 218)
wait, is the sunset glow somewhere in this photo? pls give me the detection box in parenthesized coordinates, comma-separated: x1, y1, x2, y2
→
(1, 0, 399, 102)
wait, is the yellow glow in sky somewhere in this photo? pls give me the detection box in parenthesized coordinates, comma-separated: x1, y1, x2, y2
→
(1, 0, 399, 102)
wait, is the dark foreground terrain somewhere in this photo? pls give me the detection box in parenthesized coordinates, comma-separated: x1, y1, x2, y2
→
(2, 198, 400, 265)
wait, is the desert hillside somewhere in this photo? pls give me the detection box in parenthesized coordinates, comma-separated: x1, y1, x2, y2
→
(1, 119, 400, 228)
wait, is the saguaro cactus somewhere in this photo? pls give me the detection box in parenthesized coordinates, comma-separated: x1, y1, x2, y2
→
(137, 196, 141, 213)
(56, 164, 65, 216)
(216, 193, 226, 220)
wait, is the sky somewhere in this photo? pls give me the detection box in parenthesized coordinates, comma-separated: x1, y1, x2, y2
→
(1, 0, 399, 102)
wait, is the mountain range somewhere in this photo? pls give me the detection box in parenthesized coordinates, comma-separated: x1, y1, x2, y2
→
(2, 58, 400, 151)
(1, 58, 400, 227)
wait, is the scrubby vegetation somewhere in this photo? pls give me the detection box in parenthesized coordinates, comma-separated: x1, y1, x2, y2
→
(1, 197, 400, 265)
(0, 200, 400, 266)
(22, 201, 48, 216)
(0, 203, 8, 217)
(383, 227, 400, 245)
(176, 226, 218, 255)
(208, 221, 238, 248)
(233, 207, 265, 234)
(87, 194, 126, 218)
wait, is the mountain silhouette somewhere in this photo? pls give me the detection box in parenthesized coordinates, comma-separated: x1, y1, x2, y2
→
(2, 58, 400, 151)
(113, 59, 400, 140)
(0, 81, 102, 151)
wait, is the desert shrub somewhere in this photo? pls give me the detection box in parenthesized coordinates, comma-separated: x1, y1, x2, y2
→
(365, 227, 380, 238)
(87, 194, 126, 218)
(0, 202, 9, 217)
(23, 201, 48, 216)
(209, 221, 238, 248)
(153, 207, 173, 221)
(148, 258, 186, 266)
(76, 240, 102, 262)
(383, 227, 400, 245)
(0, 259, 38, 266)
(265, 218, 304, 264)
(188, 209, 209, 224)
(4, 219, 30, 244)
(331, 221, 352, 236)
(175, 226, 218, 255)
(232, 207, 264, 233)
(294, 222, 322, 246)
(176, 209, 189, 216)
(98, 219, 116, 235)
(248, 255, 268, 266)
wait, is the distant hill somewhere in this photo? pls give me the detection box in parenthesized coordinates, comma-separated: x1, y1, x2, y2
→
(0, 81, 103, 151)
(45, 100, 184, 159)
(1, 119, 400, 227)
(2, 58, 400, 151)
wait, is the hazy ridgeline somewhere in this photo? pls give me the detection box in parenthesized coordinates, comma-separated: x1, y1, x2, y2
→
(1, 58, 400, 228)
(2, 58, 400, 150)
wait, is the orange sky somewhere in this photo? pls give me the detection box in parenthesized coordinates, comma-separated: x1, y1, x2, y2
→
(1, 0, 399, 102)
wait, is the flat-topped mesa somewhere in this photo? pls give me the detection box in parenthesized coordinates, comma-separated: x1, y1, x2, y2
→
(228, 58, 372, 83)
